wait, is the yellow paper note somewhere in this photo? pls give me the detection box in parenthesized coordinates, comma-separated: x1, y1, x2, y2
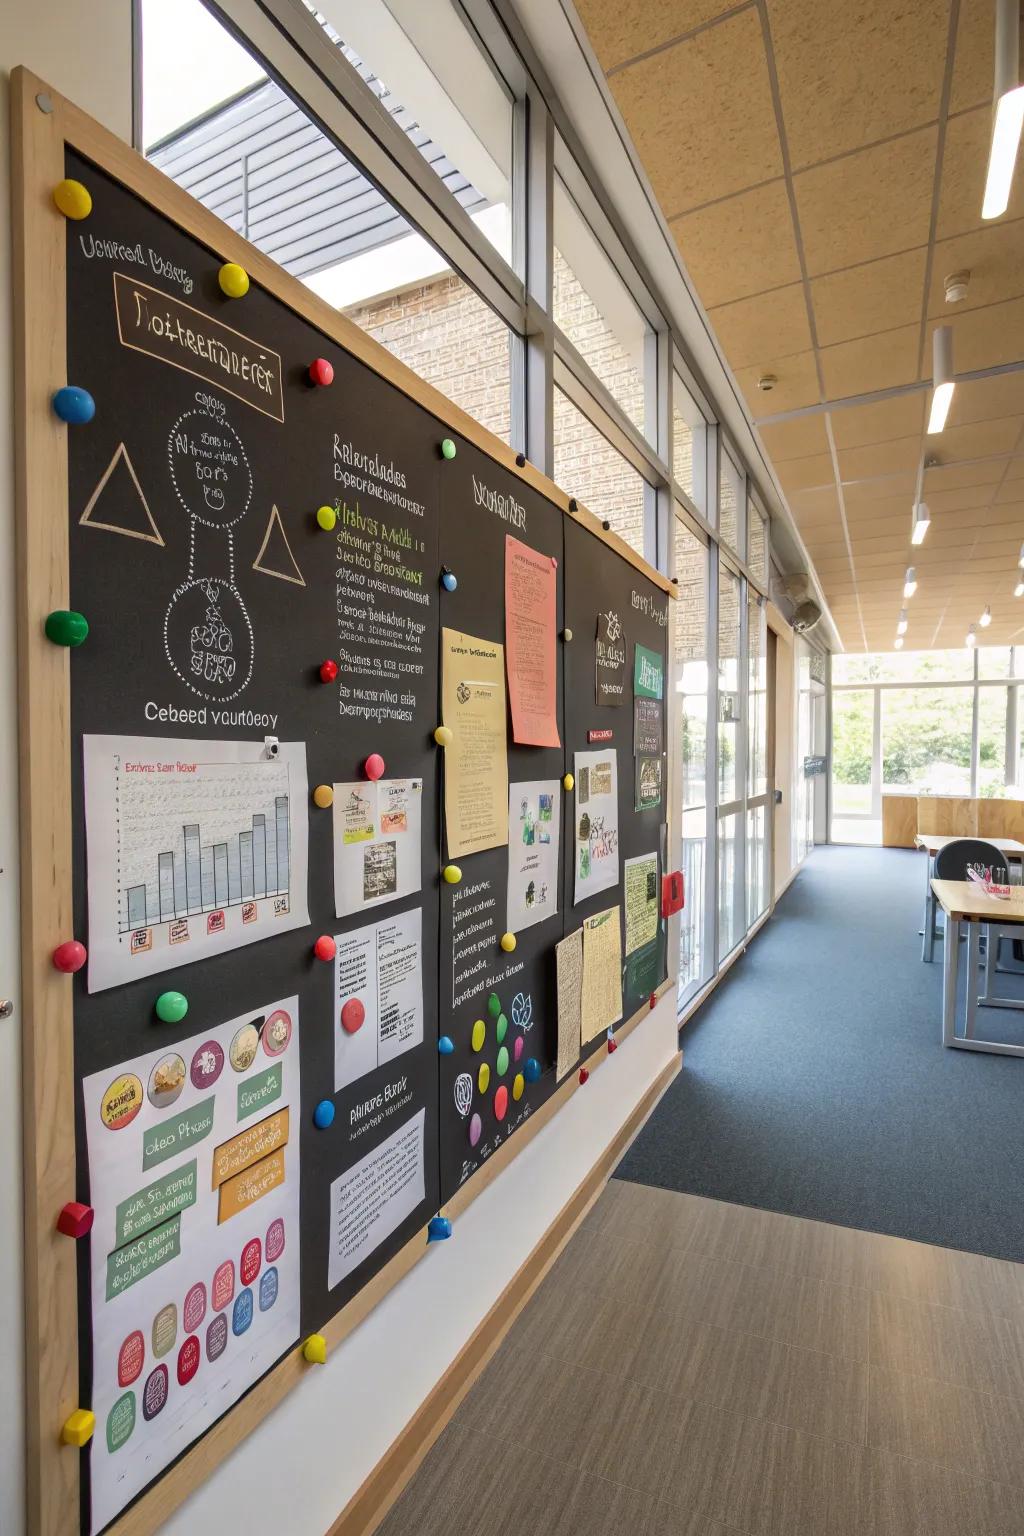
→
(442, 628, 509, 858)
(580, 906, 623, 1043)
(624, 852, 659, 956)
(555, 927, 583, 1079)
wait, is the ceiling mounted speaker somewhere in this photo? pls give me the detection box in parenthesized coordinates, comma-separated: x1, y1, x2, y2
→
(793, 599, 822, 633)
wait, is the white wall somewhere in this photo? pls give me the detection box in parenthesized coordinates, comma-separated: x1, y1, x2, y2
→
(0, 11, 679, 1532)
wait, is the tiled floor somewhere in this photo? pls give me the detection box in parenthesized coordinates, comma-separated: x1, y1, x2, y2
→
(377, 1179, 1024, 1536)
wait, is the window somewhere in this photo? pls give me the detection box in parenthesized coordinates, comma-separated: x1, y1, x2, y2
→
(553, 389, 647, 556)
(719, 444, 744, 557)
(747, 592, 767, 800)
(832, 650, 974, 684)
(672, 372, 707, 514)
(747, 495, 768, 582)
(718, 812, 741, 961)
(717, 558, 742, 805)
(882, 688, 974, 797)
(977, 686, 1011, 797)
(674, 516, 710, 999)
(746, 804, 767, 927)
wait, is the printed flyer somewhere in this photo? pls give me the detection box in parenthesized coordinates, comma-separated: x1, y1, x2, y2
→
(332, 777, 422, 918)
(507, 779, 561, 932)
(82, 1000, 301, 1534)
(334, 909, 424, 1091)
(573, 748, 620, 903)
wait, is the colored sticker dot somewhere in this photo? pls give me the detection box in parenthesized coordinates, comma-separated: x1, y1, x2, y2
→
(487, 993, 502, 1020)
(471, 1019, 486, 1052)
(512, 1072, 525, 1101)
(468, 1112, 482, 1147)
(495, 1013, 508, 1044)
(478, 1063, 490, 1094)
(513, 1035, 525, 1063)
(494, 1085, 508, 1120)
(496, 1045, 509, 1077)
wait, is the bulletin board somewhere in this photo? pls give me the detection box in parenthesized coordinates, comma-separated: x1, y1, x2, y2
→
(12, 68, 676, 1536)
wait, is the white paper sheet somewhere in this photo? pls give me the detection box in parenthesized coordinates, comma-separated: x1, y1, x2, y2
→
(506, 779, 561, 933)
(328, 1108, 426, 1289)
(573, 749, 620, 903)
(334, 909, 424, 1091)
(83, 999, 301, 1535)
(83, 735, 309, 993)
(332, 777, 422, 918)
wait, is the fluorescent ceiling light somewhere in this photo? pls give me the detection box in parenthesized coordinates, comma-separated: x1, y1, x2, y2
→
(966, 624, 977, 647)
(983, 0, 1024, 220)
(980, 604, 992, 627)
(894, 637, 904, 650)
(1015, 579, 1024, 598)
(911, 502, 930, 545)
(903, 566, 917, 598)
(927, 326, 954, 433)
(897, 608, 908, 635)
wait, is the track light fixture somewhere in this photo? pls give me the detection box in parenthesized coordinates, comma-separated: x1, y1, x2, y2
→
(980, 605, 992, 628)
(911, 502, 930, 545)
(966, 623, 977, 647)
(927, 326, 954, 434)
(897, 609, 908, 636)
(1015, 579, 1024, 598)
(894, 637, 904, 650)
(983, 0, 1024, 220)
(903, 566, 917, 598)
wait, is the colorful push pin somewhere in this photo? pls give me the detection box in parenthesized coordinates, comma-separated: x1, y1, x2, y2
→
(562, 773, 574, 792)
(62, 1409, 95, 1448)
(478, 1062, 491, 1094)
(487, 993, 502, 1020)
(500, 932, 517, 953)
(428, 1215, 452, 1242)
(52, 939, 87, 973)
(568, 498, 578, 512)
(607, 1034, 618, 1054)
(155, 991, 188, 1024)
(524, 1057, 541, 1083)
(471, 1019, 486, 1051)
(320, 659, 339, 684)
(602, 520, 611, 531)
(56, 1201, 94, 1239)
(313, 1099, 335, 1129)
(44, 609, 89, 647)
(443, 864, 462, 885)
(364, 753, 386, 781)
(562, 628, 573, 641)
(441, 567, 457, 592)
(302, 1334, 327, 1364)
(314, 935, 336, 962)
(515, 453, 526, 467)
(433, 725, 453, 746)
(218, 261, 249, 298)
(52, 178, 92, 220)
(316, 505, 337, 531)
(313, 784, 334, 809)
(440, 438, 457, 461)
(495, 1012, 508, 1044)
(512, 1072, 525, 1101)
(579, 1067, 590, 1085)
(341, 996, 364, 1033)
(309, 358, 334, 387)
(649, 991, 657, 1010)
(438, 1035, 454, 1055)
(494, 1084, 509, 1120)
(52, 386, 95, 424)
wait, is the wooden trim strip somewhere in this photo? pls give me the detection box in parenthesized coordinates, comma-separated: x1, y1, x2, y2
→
(324, 1052, 682, 1536)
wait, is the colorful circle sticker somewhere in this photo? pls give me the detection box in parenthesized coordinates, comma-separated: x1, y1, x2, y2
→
(259, 1267, 279, 1311)
(176, 1336, 201, 1387)
(190, 1040, 224, 1090)
(229, 1021, 261, 1072)
(512, 1072, 525, 1101)
(117, 1331, 145, 1388)
(151, 1303, 177, 1359)
(240, 1237, 262, 1287)
(232, 1288, 254, 1336)
(468, 1112, 482, 1147)
(495, 1013, 508, 1045)
(101, 1074, 144, 1131)
(106, 1391, 136, 1454)
(477, 1062, 490, 1094)
(263, 1009, 293, 1056)
(513, 1035, 525, 1063)
(494, 1084, 509, 1121)
(147, 1054, 186, 1109)
(496, 1046, 509, 1077)
(211, 1260, 234, 1312)
(266, 1218, 286, 1263)
(453, 1072, 473, 1118)
(470, 1019, 486, 1052)
(183, 1282, 207, 1334)
(205, 1312, 228, 1363)
(142, 1365, 168, 1422)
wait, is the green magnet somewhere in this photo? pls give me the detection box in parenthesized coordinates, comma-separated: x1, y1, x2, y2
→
(487, 992, 501, 1020)
(495, 1013, 508, 1044)
(155, 991, 188, 1024)
(496, 1045, 509, 1077)
(440, 438, 457, 460)
(44, 609, 89, 647)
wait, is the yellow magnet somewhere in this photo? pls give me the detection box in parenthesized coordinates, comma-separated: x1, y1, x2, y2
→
(302, 1334, 327, 1364)
(471, 1018, 486, 1052)
(316, 505, 337, 531)
(512, 1072, 525, 1101)
(478, 1062, 490, 1093)
(218, 261, 250, 298)
(499, 932, 517, 953)
(562, 773, 574, 792)
(443, 864, 462, 884)
(433, 725, 453, 747)
(313, 784, 334, 808)
(52, 178, 92, 220)
(62, 1409, 95, 1447)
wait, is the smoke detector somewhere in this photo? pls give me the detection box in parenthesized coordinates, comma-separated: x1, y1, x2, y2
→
(944, 270, 970, 304)
(757, 373, 777, 393)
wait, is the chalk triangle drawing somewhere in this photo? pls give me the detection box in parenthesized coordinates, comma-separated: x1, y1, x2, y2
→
(80, 443, 165, 545)
(252, 504, 306, 587)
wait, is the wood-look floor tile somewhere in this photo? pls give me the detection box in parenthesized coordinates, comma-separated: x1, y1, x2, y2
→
(498, 1275, 642, 1379)
(866, 1237, 1024, 1321)
(543, 1211, 698, 1304)
(587, 1177, 706, 1245)
(868, 1363, 1024, 1490)
(455, 1348, 632, 1468)
(869, 1290, 1024, 1399)
(866, 1446, 1024, 1536)
(630, 1311, 869, 1444)
(684, 1198, 879, 1291)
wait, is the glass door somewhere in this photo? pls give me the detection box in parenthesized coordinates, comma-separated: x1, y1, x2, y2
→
(830, 688, 879, 843)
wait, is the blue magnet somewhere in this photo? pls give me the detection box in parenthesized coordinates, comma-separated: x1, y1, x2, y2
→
(427, 1216, 452, 1242)
(524, 1057, 541, 1083)
(313, 1099, 335, 1129)
(438, 1035, 454, 1054)
(52, 386, 95, 424)
(441, 568, 457, 592)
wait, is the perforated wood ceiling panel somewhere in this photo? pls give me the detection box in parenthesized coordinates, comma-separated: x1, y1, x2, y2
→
(575, 0, 1024, 650)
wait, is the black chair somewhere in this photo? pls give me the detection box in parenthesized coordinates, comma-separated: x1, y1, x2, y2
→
(931, 837, 1011, 967)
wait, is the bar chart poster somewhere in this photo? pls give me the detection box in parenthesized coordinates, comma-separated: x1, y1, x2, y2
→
(83, 735, 309, 991)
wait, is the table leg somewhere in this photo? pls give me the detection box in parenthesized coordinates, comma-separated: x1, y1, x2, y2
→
(923, 854, 935, 963)
(966, 923, 980, 1040)
(984, 914, 997, 1001)
(942, 915, 959, 1046)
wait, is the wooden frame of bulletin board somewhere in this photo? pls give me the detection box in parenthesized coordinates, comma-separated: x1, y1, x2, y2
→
(12, 66, 676, 1536)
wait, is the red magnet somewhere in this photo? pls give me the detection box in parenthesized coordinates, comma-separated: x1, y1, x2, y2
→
(52, 939, 87, 973)
(578, 1067, 590, 1085)
(608, 1037, 618, 1054)
(341, 997, 365, 1035)
(494, 1084, 508, 1121)
(649, 992, 657, 1010)
(309, 357, 334, 387)
(313, 935, 336, 962)
(320, 659, 339, 683)
(661, 870, 684, 917)
(57, 1201, 94, 1239)
(364, 753, 386, 781)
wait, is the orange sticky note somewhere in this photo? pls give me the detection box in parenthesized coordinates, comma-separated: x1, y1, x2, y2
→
(217, 1148, 286, 1223)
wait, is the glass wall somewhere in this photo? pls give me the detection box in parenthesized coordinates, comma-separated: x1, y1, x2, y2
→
(674, 517, 710, 1000)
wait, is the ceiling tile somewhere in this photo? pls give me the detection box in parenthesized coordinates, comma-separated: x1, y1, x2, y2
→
(670, 180, 801, 307)
(925, 299, 1024, 376)
(843, 472, 918, 506)
(610, 9, 782, 216)
(776, 452, 835, 492)
(838, 436, 923, 483)
(844, 494, 916, 527)
(810, 248, 927, 348)
(924, 459, 1006, 491)
(735, 349, 821, 417)
(758, 414, 831, 461)
(706, 284, 812, 369)
(947, 370, 1024, 426)
(830, 393, 927, 448)
(794, 128, 937, 275)
(767, 0, 948, 168)
(937, 107, 1024, 240)
(924, 484, 999, 513)
(929, 416, 1024, 465)
(926, 222, 1024, 317)
(786, 484, 841, 521)
(994, 479, 1024, 504)
(574, 0, 740, 74)
(949, 0, 994, 115)
(820, 324, 921, 400)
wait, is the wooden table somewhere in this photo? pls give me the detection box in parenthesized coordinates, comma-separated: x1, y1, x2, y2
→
(916, 835, 1024, 962)
(931, 878, 1024, 1056)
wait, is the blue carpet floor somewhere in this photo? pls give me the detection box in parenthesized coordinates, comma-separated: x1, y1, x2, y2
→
(616, 845, 1024, 1262)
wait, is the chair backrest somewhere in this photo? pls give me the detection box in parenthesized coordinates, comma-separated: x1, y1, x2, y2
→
(933, 837, 1009, 884)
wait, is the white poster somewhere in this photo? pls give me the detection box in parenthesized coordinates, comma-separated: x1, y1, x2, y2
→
(83, 735, 309, 993)
(334, 909, 423, 1091)
(573, 748, 620, 903)
(82, 1000, 301, 1535)
(328, 1108, 426, 1289)
(506, 780, 561, 933)
(332, 777, 422, 918)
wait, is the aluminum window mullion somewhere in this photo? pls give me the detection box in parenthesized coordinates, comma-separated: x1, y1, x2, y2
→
(553, 351, 667, 488)
(706, 539, 720, 986)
